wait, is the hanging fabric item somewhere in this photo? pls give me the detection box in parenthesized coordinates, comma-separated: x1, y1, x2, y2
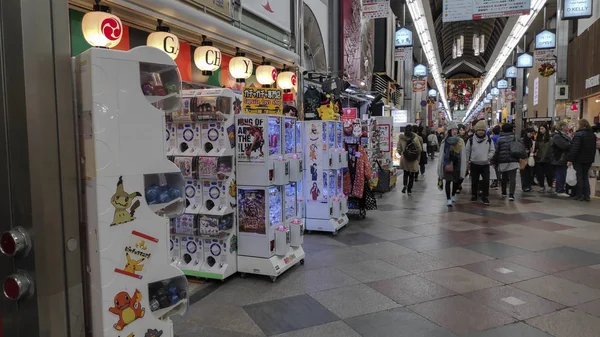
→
(304, 87, 322, 120)
(351, 145, 373, 198)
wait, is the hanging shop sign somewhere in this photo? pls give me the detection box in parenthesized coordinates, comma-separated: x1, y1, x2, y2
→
(277, 71, 297, 90)
(394, 27, 413, 47)
(505, 66, 518, 78)
(413, 64, 427, 77)
(362, 0, 390, 19)
(193, 43, 222, 75)
(81, 8, 123, 48)
(428, 89, 437, 97)
(535, 29, 556, 50)
(534, 49, 556, 64)
(562, 0, 593, 20)
(191, 0, 231, 17)
(341, 108, 358, 122)
(146, 25, 179, 59)
(242, 87, 284, 115)
(255, 64, 277, 86)
(585, 74, 600, 89)
(394, 47, 412, 61)
(229, 54, 253, 81)
(442, 0, 530, 22)
(533, 77, 539, 105)
(242, 0, 291, 32)
(504, 90, 516, 103)
(392, 110, 408, 125)
(412, 79, 426, 92)
(497, 79, 508, 89)
(491, 87, 500, 96)
(517, 53, 533, 68)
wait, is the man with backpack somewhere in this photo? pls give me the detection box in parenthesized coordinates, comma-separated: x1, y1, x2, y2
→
(494, 123, 527, 201)
(397, 124, 422, 195)
(466, 121, 495, 205)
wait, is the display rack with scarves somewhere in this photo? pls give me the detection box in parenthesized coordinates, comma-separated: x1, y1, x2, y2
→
(69, 9, 266, 89)
(444, 78, 480, 110)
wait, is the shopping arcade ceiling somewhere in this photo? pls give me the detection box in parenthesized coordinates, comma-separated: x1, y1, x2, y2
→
(391, 0, 557, 80)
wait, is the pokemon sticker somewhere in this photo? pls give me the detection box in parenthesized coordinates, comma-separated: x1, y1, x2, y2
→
(145, 329, 163, 337)
(109, 289, 145, 331)
(110, 176, 142, 226)
(114, 231, 158, 279)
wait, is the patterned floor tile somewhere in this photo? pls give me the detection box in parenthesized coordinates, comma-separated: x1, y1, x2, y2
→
(570, 214, 600, 223)
(459, 322, 553, 337)
(183, 301, 265, 335)
(576, 299, 600, 317)
(353, 241, 416, 259)
(364, 227, 422, 240)
(537, 246, 600, 266)
(421, 267, 502, 294)
(344, 307, 457, 337)
(426, 247, 494, 266)
(527, 308, 600, 337)
(522, 212, 559, 221)
(309, 284, 400, 319)
(463, 242, 530, 258)
(274, 266, 361, 293)
(464, 285, 565, 320)
(367, 274, 456, 305)
(271, 321, 361, 337)
(462, 259, 546, 284)
(556, 227, 600, 241)
(393, 236, 455, 252)
(553, 266, 600, 289)
(513, 275, 600, 306)
(496, 237, 563, 251)
(547, 217, 599, 228)
(242, 294, 338, 336)
(520, 220, 576, 231)
(402, 224, 451, 236)
(303, 246, 371, 270)
(409, 296, 516, 334)
(331, 232, 387, 246)
(504, 251, 583, 274)
(335, 259, 410, 283)
(382, 252, 458, 273)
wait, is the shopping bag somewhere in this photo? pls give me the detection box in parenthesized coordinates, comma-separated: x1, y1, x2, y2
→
(437, 178, 443, 191)
(566, 166, 577, 186)
(489, 167, 497, 180)
(528, 154, 535, 167)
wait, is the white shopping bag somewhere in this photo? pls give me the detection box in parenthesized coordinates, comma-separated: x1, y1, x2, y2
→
(567, 166, 577, 186)
(489, 167, 497, 180)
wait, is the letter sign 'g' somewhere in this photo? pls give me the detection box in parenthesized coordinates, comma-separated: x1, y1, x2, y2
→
(163, 35, 179, 55)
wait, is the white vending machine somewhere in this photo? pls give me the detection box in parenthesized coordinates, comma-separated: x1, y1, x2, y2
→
(75, 46, 188, 337)
(235, 114, 304, 282)
(299, 121, 349, 235)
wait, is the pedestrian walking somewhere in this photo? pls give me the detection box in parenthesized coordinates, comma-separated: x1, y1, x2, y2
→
(552, 121, 572, 197)
(397, 124, 422, 195)
(494, 123, 526, 201)
(466, 121, 495, 205)
(534, 124, 555, 193)
(438, 122, 467, 207)
(567, 119, 598, 202)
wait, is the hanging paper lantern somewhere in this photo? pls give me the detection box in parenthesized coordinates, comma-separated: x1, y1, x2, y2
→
(277, 71, 297, 90)
(194, 40, 221, 75)
(256, 64, 277, 86)
(229, 51, 253, 81)
(81, 4, 123, 48)
(146, 21, 179, 59)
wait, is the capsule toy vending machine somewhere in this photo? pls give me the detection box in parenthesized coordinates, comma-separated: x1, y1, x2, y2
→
(282, 117, 304, 247)
(236, 111, 304, 281)
(170, 88, 238, 280)
(301, 121, 349, 235)
(75, 46, 188, 337)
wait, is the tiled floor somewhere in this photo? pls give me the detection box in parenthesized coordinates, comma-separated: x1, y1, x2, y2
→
(175, 157, 600, 337)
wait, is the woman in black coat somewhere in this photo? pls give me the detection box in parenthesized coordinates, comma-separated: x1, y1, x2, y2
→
(567, 119, 598, 201)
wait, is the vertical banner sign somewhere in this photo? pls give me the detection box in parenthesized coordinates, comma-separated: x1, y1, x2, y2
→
(237, 116, 266, 163)
(114, 231, 158, 279)
(362, 0, 390, 19)
(242, 87, 284, 114)
(305, 122, 323, 203)
(341, 107, 358, 122)
(533, 77, 539, 105)
(238, 189, 266, 234)
(378, 124, 391, 152)
(394, 47, 412, 61)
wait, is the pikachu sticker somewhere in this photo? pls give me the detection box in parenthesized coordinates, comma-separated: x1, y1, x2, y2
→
(110, 176, 142, 226)
(115, 231, 158, 279)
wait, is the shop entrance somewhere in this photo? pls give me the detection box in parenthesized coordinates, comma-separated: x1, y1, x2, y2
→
(0, 1, 84, 336)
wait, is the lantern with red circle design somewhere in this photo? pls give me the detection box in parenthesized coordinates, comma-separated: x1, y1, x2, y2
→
(82, 2, 123, 48)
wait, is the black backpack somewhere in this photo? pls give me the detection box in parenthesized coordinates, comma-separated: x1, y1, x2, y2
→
(403, 138, 420, 161)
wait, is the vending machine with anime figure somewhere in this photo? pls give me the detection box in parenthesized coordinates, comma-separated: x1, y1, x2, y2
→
(235, 115, 304, 282)
(75, 46, 188, 337)
(299, 121, 349, 235)
(168, 88, 238, 281)
(283, 116, 302, 181)
(235, 115, 290, 186)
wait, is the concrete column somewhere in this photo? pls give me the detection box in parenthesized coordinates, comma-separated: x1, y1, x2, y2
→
(328, 0, 340, 74)
(515, 68, 525, 134)
(295, 0, 304, 118)
(404, 57, 414, 121)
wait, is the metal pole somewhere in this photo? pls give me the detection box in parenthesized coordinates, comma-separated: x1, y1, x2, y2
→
(295, 0, 305, 119)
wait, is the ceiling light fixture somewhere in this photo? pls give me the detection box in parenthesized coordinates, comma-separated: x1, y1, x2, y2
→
(407, 0, 451, 120)
(463, 0, 547, 123)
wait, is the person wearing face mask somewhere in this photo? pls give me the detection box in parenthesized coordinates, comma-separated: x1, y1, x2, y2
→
(466, 121, 495, 205)
(494, 123, 524, 201)
(438, 122, 467, 207)
(520, 127, 536, 192)
(534, 124, 555, 193)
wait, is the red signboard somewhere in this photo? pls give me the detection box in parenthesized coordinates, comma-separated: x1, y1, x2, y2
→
(412, 79, 426, 92)
(341, 107, 358, 121)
